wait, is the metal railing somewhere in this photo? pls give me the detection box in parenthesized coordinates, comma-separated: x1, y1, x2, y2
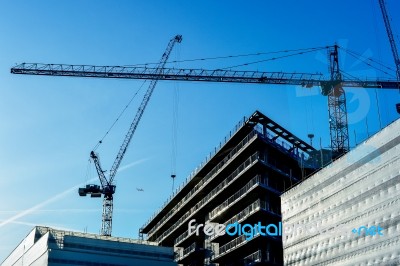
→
(175, 230, 189, 246)
(225, 199, 266, 225)
(243, 250, 262, 264)
(175, 242, 197, 261)
(154, 153, 260, 243)
(214, 230, 279, 260)
(146, 130, 259, 237)
(35, 226, 157, 246)
(209, 175, 267, 221)
(174, 223, 198, 246)
(218, 234, 247, 258)
(209, 199, 267, 241)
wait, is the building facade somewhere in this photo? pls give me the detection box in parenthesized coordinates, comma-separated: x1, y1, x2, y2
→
(281, 118, 400, 265)
(141, 111, 316, 266)
(2, 226, 176, 266)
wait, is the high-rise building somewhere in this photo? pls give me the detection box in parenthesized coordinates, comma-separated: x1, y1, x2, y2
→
(2, 226, 176, 266)
(141, 111, 317, 266)
(281, 118, 400, 265)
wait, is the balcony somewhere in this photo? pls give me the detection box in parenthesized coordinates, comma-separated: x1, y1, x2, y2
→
(208, 175, 268, 222)
(175, 242, 203, 264)
(243, 250, 281, 265)
(175, 229, 190, 246)
(217, 234, 248, 259)
(209, 199, 280, 243)
(174, 223, 201, 247)
(212, 230, 281, 263)
(243, 250, 262, 265)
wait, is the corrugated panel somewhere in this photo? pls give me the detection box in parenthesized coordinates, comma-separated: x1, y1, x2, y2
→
(281, 118, 400, 265)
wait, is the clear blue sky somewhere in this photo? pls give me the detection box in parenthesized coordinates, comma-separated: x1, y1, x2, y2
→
(1, 0, 399, 260)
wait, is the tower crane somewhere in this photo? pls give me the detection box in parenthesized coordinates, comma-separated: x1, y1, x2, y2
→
(10, 45, 399, 157)
(75, 34, 181, 236)
(378, 0, 400, 80)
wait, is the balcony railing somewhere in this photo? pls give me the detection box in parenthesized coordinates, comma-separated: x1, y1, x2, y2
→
(154, 153, 260, 243)
(218, 234, 247, 258)
(225, 199, 265, 225)
(213, 227, 280, 260)
(243, 250, 277, 265)
(146, 129, 259, 237)
(243, 250, 262, 265)
(175, 230, 189, 246)
(208, 175, 268, 221)
(209, 199, 267, 241)
(175, 242, 197, 261)
(174, 222, 198, 246)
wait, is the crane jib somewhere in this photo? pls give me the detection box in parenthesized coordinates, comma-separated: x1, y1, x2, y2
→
(11, 64, 399, 90)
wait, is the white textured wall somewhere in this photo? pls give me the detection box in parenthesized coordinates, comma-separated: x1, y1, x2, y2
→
(1, 228, 45, 266)
(281, 119, 400, 266)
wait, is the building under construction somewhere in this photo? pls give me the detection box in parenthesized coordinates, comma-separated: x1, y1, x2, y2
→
(141, 110, 317, 266)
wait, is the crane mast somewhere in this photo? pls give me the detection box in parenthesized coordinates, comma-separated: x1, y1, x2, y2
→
(324, 45, 349, 155)
(378, 0, 400, 80)
(81, 35, 182, 236)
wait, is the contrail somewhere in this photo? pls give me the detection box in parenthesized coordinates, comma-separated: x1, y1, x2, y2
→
(0, 219, 81, 232)
(0, 184, 82, 228)
(117, 158, 150, 172)
(0, 158, 149, 229)
(0, 208, 143, 215)
(0, 219, 38, 227)
(0, 209, 100, 214)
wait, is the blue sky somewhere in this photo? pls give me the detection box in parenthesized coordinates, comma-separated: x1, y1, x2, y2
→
(1, 0, 400, 260)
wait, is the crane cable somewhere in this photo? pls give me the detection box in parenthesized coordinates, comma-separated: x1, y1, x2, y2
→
(171, 46, 180, 192)
(304, 94, 310, 139)
(339, 47, 397, 77)
(92, 80, 148, 151)
(121, 46, 332, 68)
(220, 46, 328, 70)
(303, 87, 316, 146)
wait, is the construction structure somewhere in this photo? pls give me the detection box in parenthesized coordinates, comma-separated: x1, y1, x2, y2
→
(77, 35, 182, 237)
(140, 110, 317, 265)
(281, 117, 400, 265)
(1, 226, 176, 266)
